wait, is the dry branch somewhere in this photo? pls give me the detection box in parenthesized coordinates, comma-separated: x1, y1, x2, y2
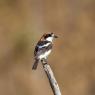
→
(42, 61, 61, 95)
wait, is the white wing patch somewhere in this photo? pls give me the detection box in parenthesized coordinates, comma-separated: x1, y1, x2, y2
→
(38, 43, 51, 48)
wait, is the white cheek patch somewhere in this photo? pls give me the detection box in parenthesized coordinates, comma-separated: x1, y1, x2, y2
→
(39, 50, 52, 59)
(46, 37, 53, 42)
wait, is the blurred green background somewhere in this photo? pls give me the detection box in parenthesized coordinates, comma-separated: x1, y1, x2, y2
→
(0, 0, 95, 95)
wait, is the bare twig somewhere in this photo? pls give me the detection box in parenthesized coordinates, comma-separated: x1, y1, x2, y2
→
(42, 61, 61, 95)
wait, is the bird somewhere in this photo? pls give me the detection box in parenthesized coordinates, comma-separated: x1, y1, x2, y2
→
(32, 33, 58, 70)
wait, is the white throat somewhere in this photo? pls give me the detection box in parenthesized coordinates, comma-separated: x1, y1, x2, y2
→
(46, 37, 53, 42)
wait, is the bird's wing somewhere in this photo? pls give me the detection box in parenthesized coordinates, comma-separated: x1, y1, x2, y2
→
(34, 41, 52, 57)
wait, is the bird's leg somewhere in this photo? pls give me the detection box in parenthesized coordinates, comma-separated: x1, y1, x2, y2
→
(41, 58, 47, 65)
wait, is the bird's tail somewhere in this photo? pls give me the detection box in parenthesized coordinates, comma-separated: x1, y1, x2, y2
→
(32, 59, 39, 70)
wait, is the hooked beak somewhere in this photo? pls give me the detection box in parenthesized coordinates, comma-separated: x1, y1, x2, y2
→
(54, 35, 58, 38)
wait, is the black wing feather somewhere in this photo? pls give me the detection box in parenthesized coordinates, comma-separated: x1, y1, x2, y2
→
(34, 41, 52, 57)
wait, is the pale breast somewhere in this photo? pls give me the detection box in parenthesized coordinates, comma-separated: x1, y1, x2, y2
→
(39, 50, 52, 59)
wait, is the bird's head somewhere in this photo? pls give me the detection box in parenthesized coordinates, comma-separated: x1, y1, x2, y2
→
(40, 33, 58, 42)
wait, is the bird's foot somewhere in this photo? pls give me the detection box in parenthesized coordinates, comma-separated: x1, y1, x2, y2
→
(41, 58, 47, 65)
